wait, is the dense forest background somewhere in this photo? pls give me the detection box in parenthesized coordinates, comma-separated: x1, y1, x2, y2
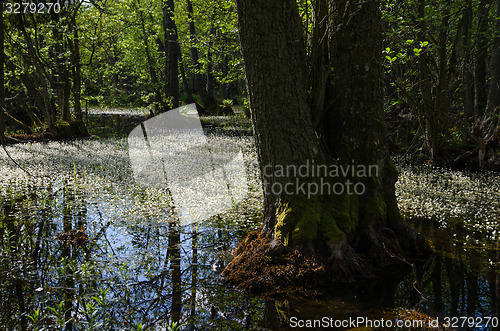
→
(1, 0, 500, 169)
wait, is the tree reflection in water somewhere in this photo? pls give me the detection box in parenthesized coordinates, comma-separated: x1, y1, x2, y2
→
(0, 139, 498, 330)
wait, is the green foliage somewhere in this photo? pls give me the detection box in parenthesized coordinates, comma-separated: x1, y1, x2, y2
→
(380, 0, 490, 158)
(167, 321, 184, 331)
(47, 301, 71, 329)
(26, 309, 42, 331)
(222, 99, 234, 107)
(242, 97, 250, 118)
(76, 0, 243, 109)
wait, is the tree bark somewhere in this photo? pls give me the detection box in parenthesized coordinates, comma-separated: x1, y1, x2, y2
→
(179, 53, 195, 104)
(486, 0, 500, 140)
(138, 4, 163, 114)
(204, 8, 218, 109)
(309, 0, 329, 129)
(69, 6, 83, 121)
(51, 10, 71, 122)
(169, 222, 182, 323)
(414, 0, 465, 163)
(223, 0, 426, 289)
(325, 0, 415, 256)
(18, 14, 57, 136)
(475, 0, 489, 116)
(235, 0, 318, 239)
(163, 0, 180, 109)
(0, 0, 4, 141)
(186, 0, 210, 107)
(462, 0, 474, 118)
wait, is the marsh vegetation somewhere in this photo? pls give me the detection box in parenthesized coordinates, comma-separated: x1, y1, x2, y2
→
(0, 121, 498, 329)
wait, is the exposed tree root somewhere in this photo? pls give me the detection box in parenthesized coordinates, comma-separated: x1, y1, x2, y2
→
(221, 226, 431, 296)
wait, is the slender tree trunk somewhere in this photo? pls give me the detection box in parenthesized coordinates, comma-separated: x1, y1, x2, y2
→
(432, 256, 443, 311)
(18, 15, 57, 135)
(169, 222, 182, 323)
(188, 230, 198, 331)
(416, 0, 436, 160)
(475, 0, 489, 116)
(486, 0, 500, 140)
(186, 0, 210, 107)
(70, 11, 82, 121)
(138, 6, 163, 114)
(205, 9, 218, 109)
(62, 193, 74, 331)
(19, 98, 43, 128)
(51, 11, 71, 122)
(163, 0, 180, 109)
(496, 244, 500, 319)
(466, 248, 480, 316)
(0, 0, 4, 141)
(415, 0, 464, 163)
(179, 53, 195, 103)
(432, 7, 451, 163)
(462, 0, 474, 118)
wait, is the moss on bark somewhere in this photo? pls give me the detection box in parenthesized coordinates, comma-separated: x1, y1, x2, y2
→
(275, 196, 322, 244)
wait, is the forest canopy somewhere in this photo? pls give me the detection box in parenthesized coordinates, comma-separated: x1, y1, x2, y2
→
(1, 0, 499, 169)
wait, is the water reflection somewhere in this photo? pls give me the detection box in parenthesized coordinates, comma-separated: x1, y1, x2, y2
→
(398, 218, 499, 320)
(0, 139, 498, 330)
(1, 187, 498, 330)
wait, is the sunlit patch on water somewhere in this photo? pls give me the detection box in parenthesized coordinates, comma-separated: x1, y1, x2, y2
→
(395, 163, 500, 236)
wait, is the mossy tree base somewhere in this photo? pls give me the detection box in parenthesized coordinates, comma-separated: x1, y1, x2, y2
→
(221, 223, 430, 296)
(54, 120, 90, 139)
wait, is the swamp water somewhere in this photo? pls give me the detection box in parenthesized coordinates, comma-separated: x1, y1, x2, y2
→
(0, 133, 498, 330)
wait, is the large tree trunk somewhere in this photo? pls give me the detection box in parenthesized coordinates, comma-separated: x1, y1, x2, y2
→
(325, 0, 418, 260)
(235, 0, 318, 238)
(223, 0, 426, 291)
(309, 0, 329, 129)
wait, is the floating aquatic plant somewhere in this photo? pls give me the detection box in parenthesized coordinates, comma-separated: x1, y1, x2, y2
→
(395, 161, 499, 235)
